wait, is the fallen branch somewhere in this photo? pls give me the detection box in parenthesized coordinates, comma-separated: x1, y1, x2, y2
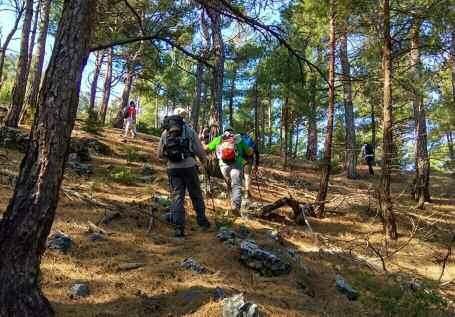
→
(259, 196, 314, 230)
(438, 235, 454, 283)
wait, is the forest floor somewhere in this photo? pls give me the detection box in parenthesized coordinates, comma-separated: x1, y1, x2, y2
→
(1, 124, 454, 316)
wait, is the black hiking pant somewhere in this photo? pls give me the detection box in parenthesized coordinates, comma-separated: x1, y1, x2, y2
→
(366, 157, 374, 176)
(168, 166, 208, 228)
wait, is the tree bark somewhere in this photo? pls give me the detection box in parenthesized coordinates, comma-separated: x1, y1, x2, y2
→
(192, 61, 204, 130)
(89, 51, 104, 119)
(254, 81, 259, 146)
(268, 87, 273, 150)
(207, 7, 224, 134)
(451, 30, 455, 110)
(282, 96, 289, 168)
(447, 131, 454, 164)
(379, 0, 398, 240)
(27, 0, 41, 77)
(340, 22, 357, 179)
(315, 0, 336, 217)
(4, 0, 34, 127)
(113, 66, 134, 129)
(228, 66, 237, 128)
(410, 20, 430, 208)
(306, 78, 318, 161)
(22, 0, 52, 123)
(0, 8, 24, 89)
(100, 48, 113, 124)
(371, 102, 376, 150)
(0, 1, 96, 315)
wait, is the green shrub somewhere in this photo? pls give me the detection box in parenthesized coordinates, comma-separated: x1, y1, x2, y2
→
(136, 121, 161, 137)
(109, 166, 137, 185)
(81, 113, 103, 134)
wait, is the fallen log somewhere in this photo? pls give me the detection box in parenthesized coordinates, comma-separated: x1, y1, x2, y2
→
(259, 196, 315, 229)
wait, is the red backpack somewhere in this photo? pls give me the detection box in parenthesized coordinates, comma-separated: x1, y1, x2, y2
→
(218, 135, 236, 162)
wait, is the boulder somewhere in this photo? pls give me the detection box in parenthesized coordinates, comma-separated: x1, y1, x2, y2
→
(239, 240, 291, 276)
(70, 283, 90, 298)
(222, 293, 259, 317)
(66, 161, 93, 176)
(335, 274, 359, 301)
(180, 257, 209, 274)
(47, 231, 73, 253)
(0, 126, 29, 152)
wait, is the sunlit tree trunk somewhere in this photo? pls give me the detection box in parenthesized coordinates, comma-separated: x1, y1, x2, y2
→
(100, 47, 113, 124)
(306, 79, 318, 161)
(113, 65, 134, 129)
(89, 51, 104, 119)
(283, 96, 289, 167)
(26, 0, 41, 77)
(379, 0, 398, 240)
(22, 0, 52, 123)
(4, 0, 34, 127)
(340, 21, 357, 179)
(192, 61, 204, 130)
(228, 66, 237, 128)
(315, 0, 336, 217)
(254, 81, 259, 146)
(0, 1, 96, 315)
(410, 20, 430, 208)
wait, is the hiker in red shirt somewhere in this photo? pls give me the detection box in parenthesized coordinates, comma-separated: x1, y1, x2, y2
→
(123, 101, 137, 138)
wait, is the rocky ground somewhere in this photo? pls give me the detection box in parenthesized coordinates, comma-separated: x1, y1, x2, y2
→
(0, 122, 454, 316)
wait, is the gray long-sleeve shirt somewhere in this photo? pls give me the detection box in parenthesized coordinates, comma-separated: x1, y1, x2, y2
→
(158, 124, 207, 169)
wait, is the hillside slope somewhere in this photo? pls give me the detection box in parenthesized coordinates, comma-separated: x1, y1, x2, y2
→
(0, 126, 454, 316)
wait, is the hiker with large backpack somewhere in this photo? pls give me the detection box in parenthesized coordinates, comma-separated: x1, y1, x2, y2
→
(158, 108, 210, 237)
(205, 127, 254, 215)
(240, 132, 260, 199)
(123, 101, 137, 138)
(361, 143, 375, 176)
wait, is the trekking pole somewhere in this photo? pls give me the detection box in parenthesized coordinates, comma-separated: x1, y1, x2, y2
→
(205, 167, 217, 215)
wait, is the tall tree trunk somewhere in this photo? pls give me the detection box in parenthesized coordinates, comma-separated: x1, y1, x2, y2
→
(294, 120, 300, 158)
(4, 0, 34, 127)
(100, 48, 113, 124)
(0, 1, 95, 315)
(306, 79, 318, 161)
(340, 22, 357, 179)
(207, 7, 224, 134)
(0, 8, 24, 89)
(315, 0, 336, 217)
(451, 30, 455, 110)
(22, 0, 52, 123)
(254, 81, 259, 146)
(228, 66, 237, 128)
(283, 96, 289, 168)
(268, 88, 273, 150)
(26, 0, 41, 77)
(89, 51, 104, 119)
(192, 61, 204, 130)
(113, 66, 134, 129)
(155, 96, 159, 129)
(379, 0, 398, 240)
(410, 20, 430, 208)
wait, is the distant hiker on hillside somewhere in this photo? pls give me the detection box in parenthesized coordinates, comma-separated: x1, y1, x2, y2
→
(240, 132, 260, 199)
(205, 127, 254, 216)
(361, 143, 375, 176)
(158, 107, 210, 237)
(123, 101, 137, 138)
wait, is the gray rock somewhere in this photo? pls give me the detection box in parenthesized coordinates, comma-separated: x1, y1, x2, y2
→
(335, 274, 359, 301)
(47, 231, 73, 253)
(88, 233, 106, 242)
(222, 294, 259, 317)
(0, 126, 29, 152)
(67, 161, 93, 176)
(217, 227, 238, 242)
(68, 153, 80, 162)
(181, 257, 208, 274)
(213, 287, 226, 301)
(70, 283, 90, 297)
(239, 240, 291, 277)
(238, 225, 252, 239)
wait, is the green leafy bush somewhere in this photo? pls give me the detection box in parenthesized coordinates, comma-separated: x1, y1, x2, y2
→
(109, 166, 137, 185)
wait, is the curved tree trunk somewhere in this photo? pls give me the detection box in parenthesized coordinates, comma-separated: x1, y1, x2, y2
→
(410, 20, 430, 209)
(113, 67, 134, 129)
(0, 1, 96, 316)
(0, 7, 24, 90)
(22, 0, 52, 124)
(379, 0, 398, 240)
(4, 0, 34, 128)
(340, 22, 357, 179)
(100, 48, 113, 124)
(315, 0, 336, 217)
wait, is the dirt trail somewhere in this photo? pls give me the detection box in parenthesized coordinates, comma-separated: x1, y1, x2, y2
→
(1, 126, 454, 316)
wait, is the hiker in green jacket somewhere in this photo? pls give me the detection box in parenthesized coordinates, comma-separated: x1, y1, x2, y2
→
(205, 127, 253, 215)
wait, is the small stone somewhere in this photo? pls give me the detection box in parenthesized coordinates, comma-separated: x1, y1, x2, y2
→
(335, 274, 359, 301)
(70, 283, 90, 298)
(68, 153, 80, 162)
(180, 257, 208, 274)
(47, 231, 73, 253)
(213, 287, 226, 301)
(222, 294, 259, 317)
(239, 240, 291, 276)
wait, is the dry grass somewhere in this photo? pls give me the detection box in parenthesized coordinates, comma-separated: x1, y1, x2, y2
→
(0, 126, 454, 316)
